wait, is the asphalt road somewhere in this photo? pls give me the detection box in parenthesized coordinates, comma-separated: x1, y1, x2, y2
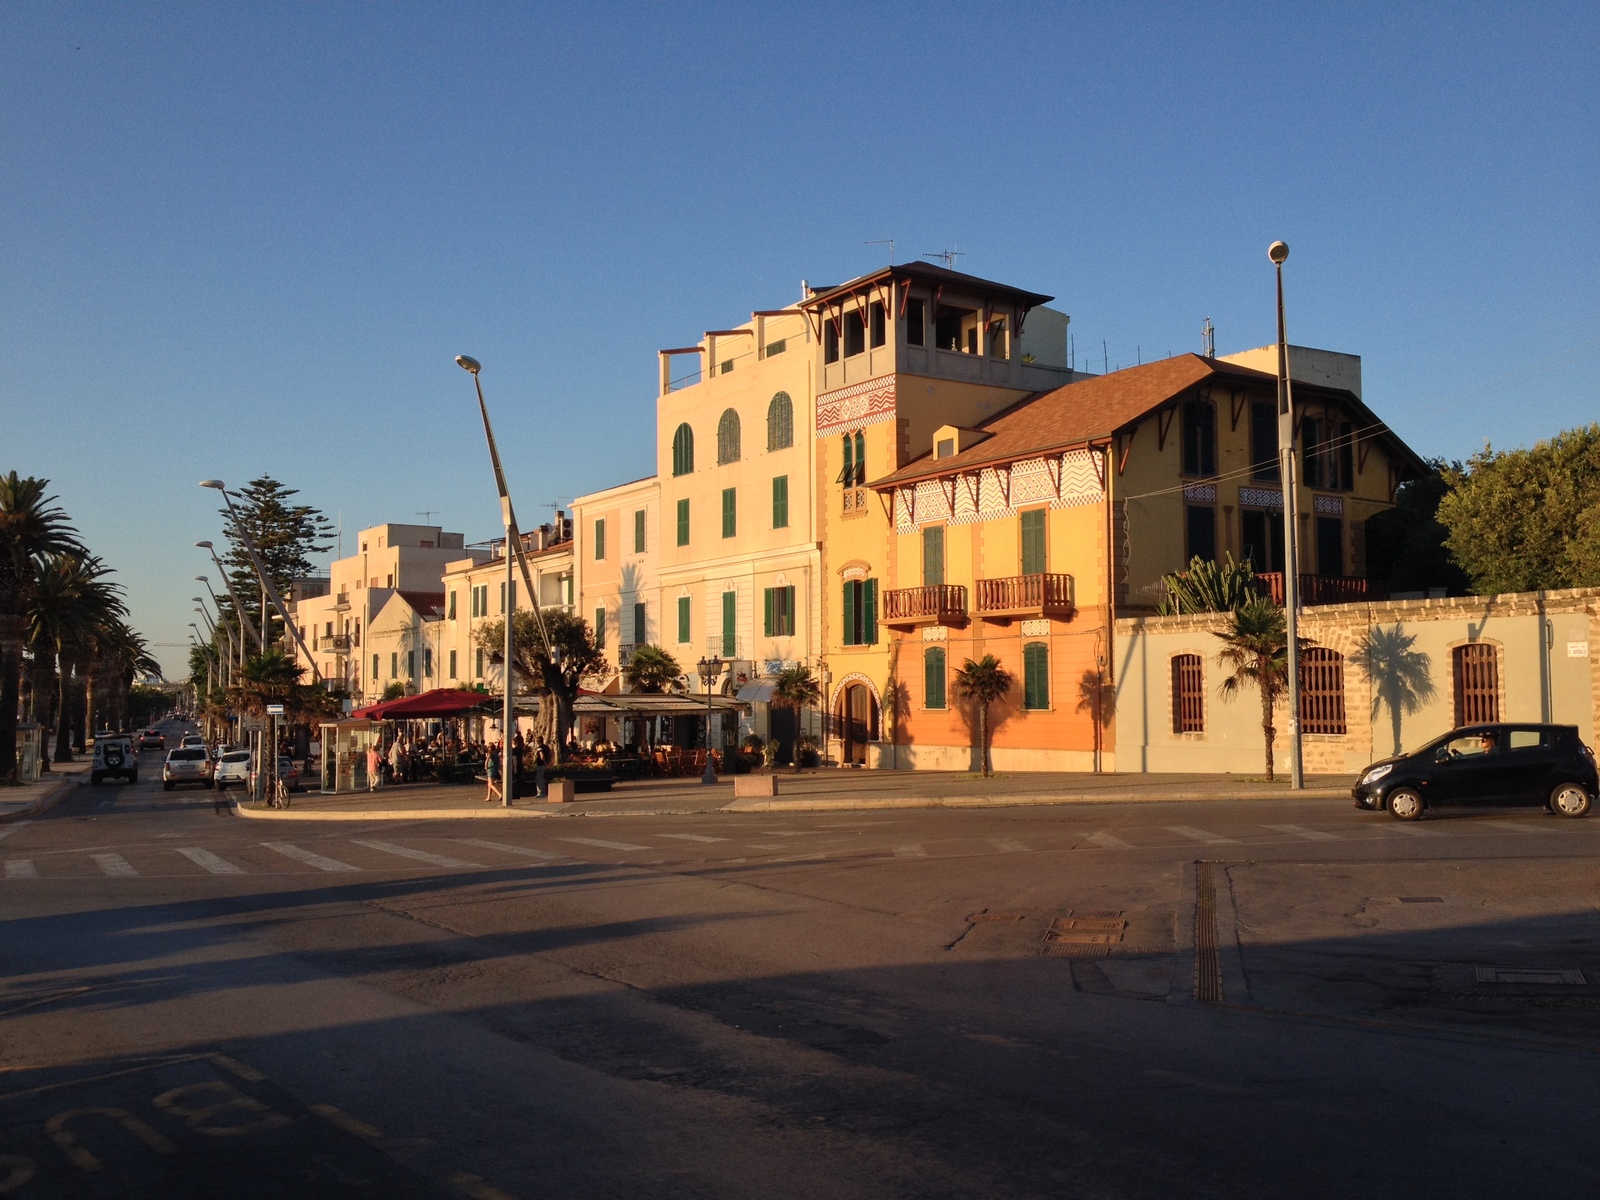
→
(3, 720, 1598, 1198)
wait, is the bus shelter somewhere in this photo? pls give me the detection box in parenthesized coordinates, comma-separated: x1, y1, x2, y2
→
(319, 718, 380, 794)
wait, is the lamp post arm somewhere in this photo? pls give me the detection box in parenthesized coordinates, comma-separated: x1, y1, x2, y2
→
(210, 554, 263, 650)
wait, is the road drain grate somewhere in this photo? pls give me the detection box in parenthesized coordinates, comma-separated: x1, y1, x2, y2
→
(1398, 896, 1444, 904)
(1475, 967, 1587, 986)
(1042, 911, 1126, 958)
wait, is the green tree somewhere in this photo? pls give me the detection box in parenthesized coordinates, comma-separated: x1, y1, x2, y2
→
(0, 474, 84, 782)
(216, 477, 333, 649)
(953, 654, 1014, 778)
(1364, 461, 1471, 596)
(27, 553, 124, 762)
(1214, 595, 1309, 782)
(770, 664, 822, 772)
(1435, 424, 1600, 594)
(623, 644, 685, 694)
(1157, 552, 1259, 615)
(476, 609, 605, 763)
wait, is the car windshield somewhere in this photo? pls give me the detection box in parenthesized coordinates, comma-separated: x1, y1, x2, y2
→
(1432, 731, 1500, 760)
(220, 752, 251, 763)
(169, 749, 207, 761)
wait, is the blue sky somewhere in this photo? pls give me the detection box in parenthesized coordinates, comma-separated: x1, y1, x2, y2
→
(3, 2, 1596, 677)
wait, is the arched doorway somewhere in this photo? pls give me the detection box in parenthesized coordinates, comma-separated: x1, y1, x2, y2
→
(836, 682, 879, 765)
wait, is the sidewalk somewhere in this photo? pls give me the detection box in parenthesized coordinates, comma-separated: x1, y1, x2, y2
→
(0, 760, 90, 823)
(231, 769, 1357, 821)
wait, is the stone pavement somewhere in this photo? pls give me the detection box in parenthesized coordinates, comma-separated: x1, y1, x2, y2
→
(0, 759, 89, 822)
(232, 767, 1357, 821)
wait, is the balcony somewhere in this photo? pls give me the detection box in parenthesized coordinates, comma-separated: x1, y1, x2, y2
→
(883, 584, 968, 629)
(974, 573, 1075, 621)
(333, 592, 351, 611)
(1254, 573, 1387, 606)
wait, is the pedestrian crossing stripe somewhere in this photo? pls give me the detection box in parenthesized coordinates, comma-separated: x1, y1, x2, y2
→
(177, 847, 246, 874)
(557, 837, 650, 852)
(92, 853, 138, 877)
(261, 842, 361, 872)
(350, 839, 486, 869)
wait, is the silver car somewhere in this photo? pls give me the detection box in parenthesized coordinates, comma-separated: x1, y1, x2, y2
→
(163, 746, 213, 791)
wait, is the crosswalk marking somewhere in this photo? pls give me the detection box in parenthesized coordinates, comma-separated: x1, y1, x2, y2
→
(1264, 824, 1342, 842)
(989, 838, 1030, 853)
(0, 821, 30, 842)
(1392, 824, 1447, 836)
(558, 837, 649, 852)
(1086, 831, 1131, 848)
(4, 860, 37, 879)
(893, 843, 927, 858)
(92, 853, 138, 877)
(1481, 821, 1549, 834)
(351, 840, 485, 869)
(1165, 826, 1239, 845)
(658, 833, 729, 843)
(176, 847, 245, 875)
(453, 839, 566, 860)
(262, 842, 361, 872)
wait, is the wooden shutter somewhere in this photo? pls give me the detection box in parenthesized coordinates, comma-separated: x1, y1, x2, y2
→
(923, 526, 944, 586)
(863, 579, 878, 645)
(784, 586, 796, 636)
(676, 499, 690, 546)
(1299, 648, 1347, 734)
(924, 647, 946, 709)
(633, 603, 646, 643)
(763, 588, 775, 637)
(721, 591, 736, 657)
(634, 509, 646, 553)
(772, 475, 788, 528)
(1453, 644, 1499, 725)
(1172, 654, 1204, 733)
(1023, 642, 1049, 709)
(594, 608, 605, 649)
(677, 596, 690, 644)
(1021, 510, 1046, 574)
(842, 581, 857, 646)
(722, 488, 736, 538)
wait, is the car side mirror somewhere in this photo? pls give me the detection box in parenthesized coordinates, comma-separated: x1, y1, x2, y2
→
(1434, 746, 1450, 763)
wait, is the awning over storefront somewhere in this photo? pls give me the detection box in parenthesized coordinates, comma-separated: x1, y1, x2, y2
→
(576, 693, 748, 717)
(734, 680, 776, 704)
(350, 688, 492, 719)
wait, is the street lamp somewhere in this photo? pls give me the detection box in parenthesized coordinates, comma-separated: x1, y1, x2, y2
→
(194, 542, 262, 653)
(695, 655, 724, 785)
(1269, 240, 1304, 790)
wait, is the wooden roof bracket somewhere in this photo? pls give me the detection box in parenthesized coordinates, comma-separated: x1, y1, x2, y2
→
(1229, 387, 1247, 431)
(1044, 456, 1062, 499)
(804, 307, 824, 341)
(960, 471, 981, 510)
(1156, 404, 1178, 453)
(897, 278, 912, 321)
(1016, 304, 1032, 335)
(1090, 442, 1109, 491)
(1356, 430, 1374, 475)
(1117, 425, 1137, 475)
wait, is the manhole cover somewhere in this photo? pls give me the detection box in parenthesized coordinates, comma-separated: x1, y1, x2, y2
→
(1475, 967, 1587, 986)
(1042, 912, 1126, 958)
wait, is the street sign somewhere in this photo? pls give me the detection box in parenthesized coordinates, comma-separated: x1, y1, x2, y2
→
(266, 704, 285, 715)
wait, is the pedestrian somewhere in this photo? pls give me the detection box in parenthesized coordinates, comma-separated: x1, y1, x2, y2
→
(389, 737, 407, 787)
(366, 743, 383, 792)
(533, 740, 550, 799)
(484, 743, 502, 803)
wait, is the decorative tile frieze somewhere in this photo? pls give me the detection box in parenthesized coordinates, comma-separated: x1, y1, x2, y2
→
(1020, 619, 1052, 637)
(1238, 486, 1283, 510)
(921, 625, 948, 642)
(1183, 483, 1217, 503)
(1313, 494, 1345, 516)
(816, 376, 897, 438)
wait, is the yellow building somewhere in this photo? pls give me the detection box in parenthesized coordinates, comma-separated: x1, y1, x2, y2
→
(570, 475, 660, 686)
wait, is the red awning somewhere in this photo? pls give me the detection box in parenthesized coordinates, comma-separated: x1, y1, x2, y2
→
(350, 688, 493, 720)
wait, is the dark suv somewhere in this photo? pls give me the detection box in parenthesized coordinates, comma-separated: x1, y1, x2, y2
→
(1354, 724, 1597, 820)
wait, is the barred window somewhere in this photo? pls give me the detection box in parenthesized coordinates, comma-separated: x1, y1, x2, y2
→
(1453, 643, 1499, 725)
(767, 392, 794, 450)
(1172, 654, 1204, 733)
(1300, 648, 1347, 735)
(717, 409, 741, 464)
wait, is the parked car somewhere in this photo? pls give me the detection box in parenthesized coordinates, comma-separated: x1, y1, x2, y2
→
(180, 734, 205, 749)
(91, 735, 139, 785)
(250, 756, 302, 795)
(213, 750, 251, 790)
(163, 746, 214, 791)
(1354, 724, 1597, 820)
(139, 729, 165, 750)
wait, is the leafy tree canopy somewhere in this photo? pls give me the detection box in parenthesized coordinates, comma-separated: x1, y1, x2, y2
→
(217, 477, 333, 643)
(623, 644, 685, 693)
(1364, 460, 1471, 596)
(1435, 424, 1600, 594)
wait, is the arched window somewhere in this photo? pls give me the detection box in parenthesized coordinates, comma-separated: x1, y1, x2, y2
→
(1300, 647, 1347, 734)
(924, 647, 946, 709)
(716, 409, 741, 464)
(767, 391, 794, 451)
(1023, 642, 1050, 710)
(671, 423, 694, 477)
(1172, 654, 1204, 733)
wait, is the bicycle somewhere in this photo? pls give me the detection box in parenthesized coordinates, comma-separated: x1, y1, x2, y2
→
(273, 776, 291, 809)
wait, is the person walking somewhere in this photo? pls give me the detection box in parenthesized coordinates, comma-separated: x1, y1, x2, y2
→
(532, 740, 551, 799)
(389, 737, 407, 787)
(483, 742, 502, 803)
(366, 743, 383, 792)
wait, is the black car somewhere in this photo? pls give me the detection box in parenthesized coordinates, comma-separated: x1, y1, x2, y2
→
(1354, 724, 1597, 820)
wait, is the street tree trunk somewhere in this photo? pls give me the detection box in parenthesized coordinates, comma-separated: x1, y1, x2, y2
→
(979, 702, 991, 778)
(1260, 681, 1276, 782)
(0, 614, 22, 783)
(53, 647, 73, 762)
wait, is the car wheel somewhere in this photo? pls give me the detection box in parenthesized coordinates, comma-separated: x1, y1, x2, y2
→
(1550, 784, 1592, 819)
(1387, 788, 1425, 821)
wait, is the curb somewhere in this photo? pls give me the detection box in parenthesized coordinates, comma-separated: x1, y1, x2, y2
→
(0, 774, 84, 824)
(721, 788, 1353, 813)
(231, 801, 552, 822)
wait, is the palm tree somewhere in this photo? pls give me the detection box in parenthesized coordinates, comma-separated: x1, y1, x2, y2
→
(623, 644, 684, 694)
(27, 553, 123, 762)
(1214, 594, 1307, 781)
(770, 664, 821, 772)
(953, 654, 1014, 778)
(229, 650, 304, 718)
(0, 474, 84, 782)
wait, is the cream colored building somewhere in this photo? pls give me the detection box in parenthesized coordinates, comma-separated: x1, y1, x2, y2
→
(364, 590, 446, 698)
(570, 475, 661, 687)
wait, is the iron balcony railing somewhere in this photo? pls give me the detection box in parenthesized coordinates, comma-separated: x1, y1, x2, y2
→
(883, 584, 968, 626)
(974, 573, 1075, 618)
(1254, 573, 1384, 606)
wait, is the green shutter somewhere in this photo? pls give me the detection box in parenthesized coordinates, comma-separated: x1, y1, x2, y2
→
(594, 607, 606, 649)
(1021, 510, 1046, 575)
(763, 588, 775, 637)
(841, 433, 854, 482)
(676, 498, 690, 546)
(594, 518, 605, 560)
(448, 591, 456, 619)
(863, 578, 878, 644)
(722, 487, 736, 538)
(925, 647, 946, 709)
(842, 581, 857, 646)
(449, 649, 457, 679)
(721, 591, 736, 657)
(633, 602, 646, 643)
(784, 586, 796, 636)
(772, 475, 788, 528)
(634, 509, 646, 553)
(390, 652, 397, 678)
(854, 432, 865, 483)
(1024, 642, 1049, 709)
(677, 596, 690, 644)
(373, 655, 379, 681)
(923, 526, 945, 586)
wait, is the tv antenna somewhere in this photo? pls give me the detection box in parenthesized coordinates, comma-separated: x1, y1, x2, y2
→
(921, 246, 965, 269)
(415, 510, 440, 524)
(865, 238, 895, 264)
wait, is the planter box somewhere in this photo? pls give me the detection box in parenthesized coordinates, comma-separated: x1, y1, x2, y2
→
(734, 774, 777, 798)
(546, 779, 576, 804)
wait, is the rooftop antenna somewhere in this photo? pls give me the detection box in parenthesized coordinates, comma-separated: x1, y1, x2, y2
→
(865, 238, 895, 264)
(336, 511, 342, 559)
(415, 510, 439, 525)
(1202, 317, 1215, 358)
(921, 246, 965, 269)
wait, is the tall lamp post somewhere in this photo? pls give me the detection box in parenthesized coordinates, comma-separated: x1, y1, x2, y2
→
(1269, 240, 1304, 790)
(695, 654, 724, 785)
(194, 543, 264, 654)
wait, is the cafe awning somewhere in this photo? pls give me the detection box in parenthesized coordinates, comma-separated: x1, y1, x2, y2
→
(351, 688, 493, 719)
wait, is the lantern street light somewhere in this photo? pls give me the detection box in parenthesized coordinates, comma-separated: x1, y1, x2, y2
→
(1268, 240, 1304, 790)
(695, 655, 724, 785)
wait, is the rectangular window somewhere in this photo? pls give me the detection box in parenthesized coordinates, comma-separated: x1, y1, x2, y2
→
(719, 358, 734, 376)
(765, 338, 787, 358)
(633, 509, 646, 553)
(423, 649, 432, 678)
(721, 487, 737, 539)
(449, 649, 457, 680)
(824, 321, 840, 363)
(372, 654, 379, 682)
(1240, 509, 1284, 574)
(923, 526, 945, 586)
(869, 301, 886, 348)
(1172, 654, 1204, 733)
(1186, 505, 1217, 564)
(1316, 516, 1343, 577)
(1453, 644, 1499, 725)
(1182, 398, 1217, 477)
(633, 602, 646, 644)
(390, 652, 398, 679)
(763, 585, 796, 637)
(593, 519, 606, 560)
(924, 646, 946, 709)
(676, 498, 690, 546)
(448, 591, 457, 619)
(842, 579, 878, 646)
(772, 475, 789, 529)
(468, 587, 477, 618)
(905, 298, 926, 346)
(1251, 399, 1280, 481)
(1300, 648, 1348, 735)
(677, 595, 691, 644)
(475, 648, 484, 679)
(1020, 509, 1047, 575)
(1023, 642, 1050, 709)
(499, 581, 507, 613)
(1302, 417, 1355, 491)
(406, 650, 415, 678)
(594, 607, 606, 649)
(721, 591, 736, 657)
(844, 309, 865, 356)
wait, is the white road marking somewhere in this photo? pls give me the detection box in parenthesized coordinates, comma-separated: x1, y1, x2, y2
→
(747, 843, 783, 850)
(5, 860, 38, 879)
(0, 822, 29, 842)
(1391, 824, 1447, 836)
(1263, 824, 1342, 841)
(176, 847, 246, 875)
(894, 843, 928, 858)
(658, 833, 728, 843)
(453, 839, 567, 860)
(92, 853, 138, 877)
(989, 838, 1030, 853)
(558, 836, 650, 852)
(1481, 821, 1550, 834)
(1086, 831, 1131, 849)
(351, 840, 486, 868)
(1165, 826, 1239, 845)
(262, 842, 361, 872)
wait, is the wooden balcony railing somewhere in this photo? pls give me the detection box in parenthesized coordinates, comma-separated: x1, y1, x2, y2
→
(974, 573, 1075, 619)
(882, 584, 968, 628)
(1254, 573, 1387, 606)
